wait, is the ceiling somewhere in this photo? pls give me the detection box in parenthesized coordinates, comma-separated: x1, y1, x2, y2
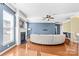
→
(12, 3, 79, 23)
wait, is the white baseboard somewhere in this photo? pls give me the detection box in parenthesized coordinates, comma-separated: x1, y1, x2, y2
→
(70, 39, 79, 43)
(0, 44, 16, 55)
(72, 40, 79, 43)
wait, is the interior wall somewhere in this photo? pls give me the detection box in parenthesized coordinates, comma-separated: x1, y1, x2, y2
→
(63, 21, 71, 32)
(28, 23, 60, 36)
(29, 23, 55, 34)
(63, 16, 79, 42)
(71, 16, 79, 42)
(16, 10, 27, 45)
(0, 4, 3, 46)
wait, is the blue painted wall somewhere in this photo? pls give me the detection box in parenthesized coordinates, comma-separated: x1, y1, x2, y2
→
(28, 23, 60, 35)
(0, 4, 3, 45)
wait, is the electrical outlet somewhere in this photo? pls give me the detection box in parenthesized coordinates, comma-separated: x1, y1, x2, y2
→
(7, 45, 10, 47)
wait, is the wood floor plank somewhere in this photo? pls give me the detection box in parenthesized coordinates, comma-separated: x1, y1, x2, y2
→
(1, 39, 79, 56)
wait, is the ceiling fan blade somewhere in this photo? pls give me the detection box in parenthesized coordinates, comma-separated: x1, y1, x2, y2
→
(50, 17, 54, 19)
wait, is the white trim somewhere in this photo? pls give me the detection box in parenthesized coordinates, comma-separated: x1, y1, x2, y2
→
(28, 21, 56, 23)
(19, 12, 27, 22)
(73, 40, 79, 43)
(5, 3, 16, 12)
(70, 39, 78, 43)
(63, 20, 71, 24)
(0, 44, 16, 55)
(28, 21, 55, 23)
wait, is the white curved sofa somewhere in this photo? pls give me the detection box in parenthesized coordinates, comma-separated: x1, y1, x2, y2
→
(30, 34, 65, 45)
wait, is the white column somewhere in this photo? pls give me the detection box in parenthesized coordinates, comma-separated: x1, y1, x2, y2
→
(15, 9, 21, 45)
(60, 24, 64, 35)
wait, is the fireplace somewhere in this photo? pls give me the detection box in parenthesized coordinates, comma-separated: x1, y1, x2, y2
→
(21, 32, 26, 44)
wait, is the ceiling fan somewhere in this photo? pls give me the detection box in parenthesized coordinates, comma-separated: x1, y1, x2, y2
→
(42, 15, 54, 21)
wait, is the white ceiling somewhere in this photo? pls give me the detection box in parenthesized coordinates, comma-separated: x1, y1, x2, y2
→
(13, 3, 79, 17)
(12, 3, 79, 23)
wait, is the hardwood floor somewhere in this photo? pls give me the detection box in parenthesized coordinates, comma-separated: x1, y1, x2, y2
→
(1, 39, 79, 56)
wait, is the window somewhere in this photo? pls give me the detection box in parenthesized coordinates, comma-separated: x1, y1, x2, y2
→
(3, 9, 14, 46)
